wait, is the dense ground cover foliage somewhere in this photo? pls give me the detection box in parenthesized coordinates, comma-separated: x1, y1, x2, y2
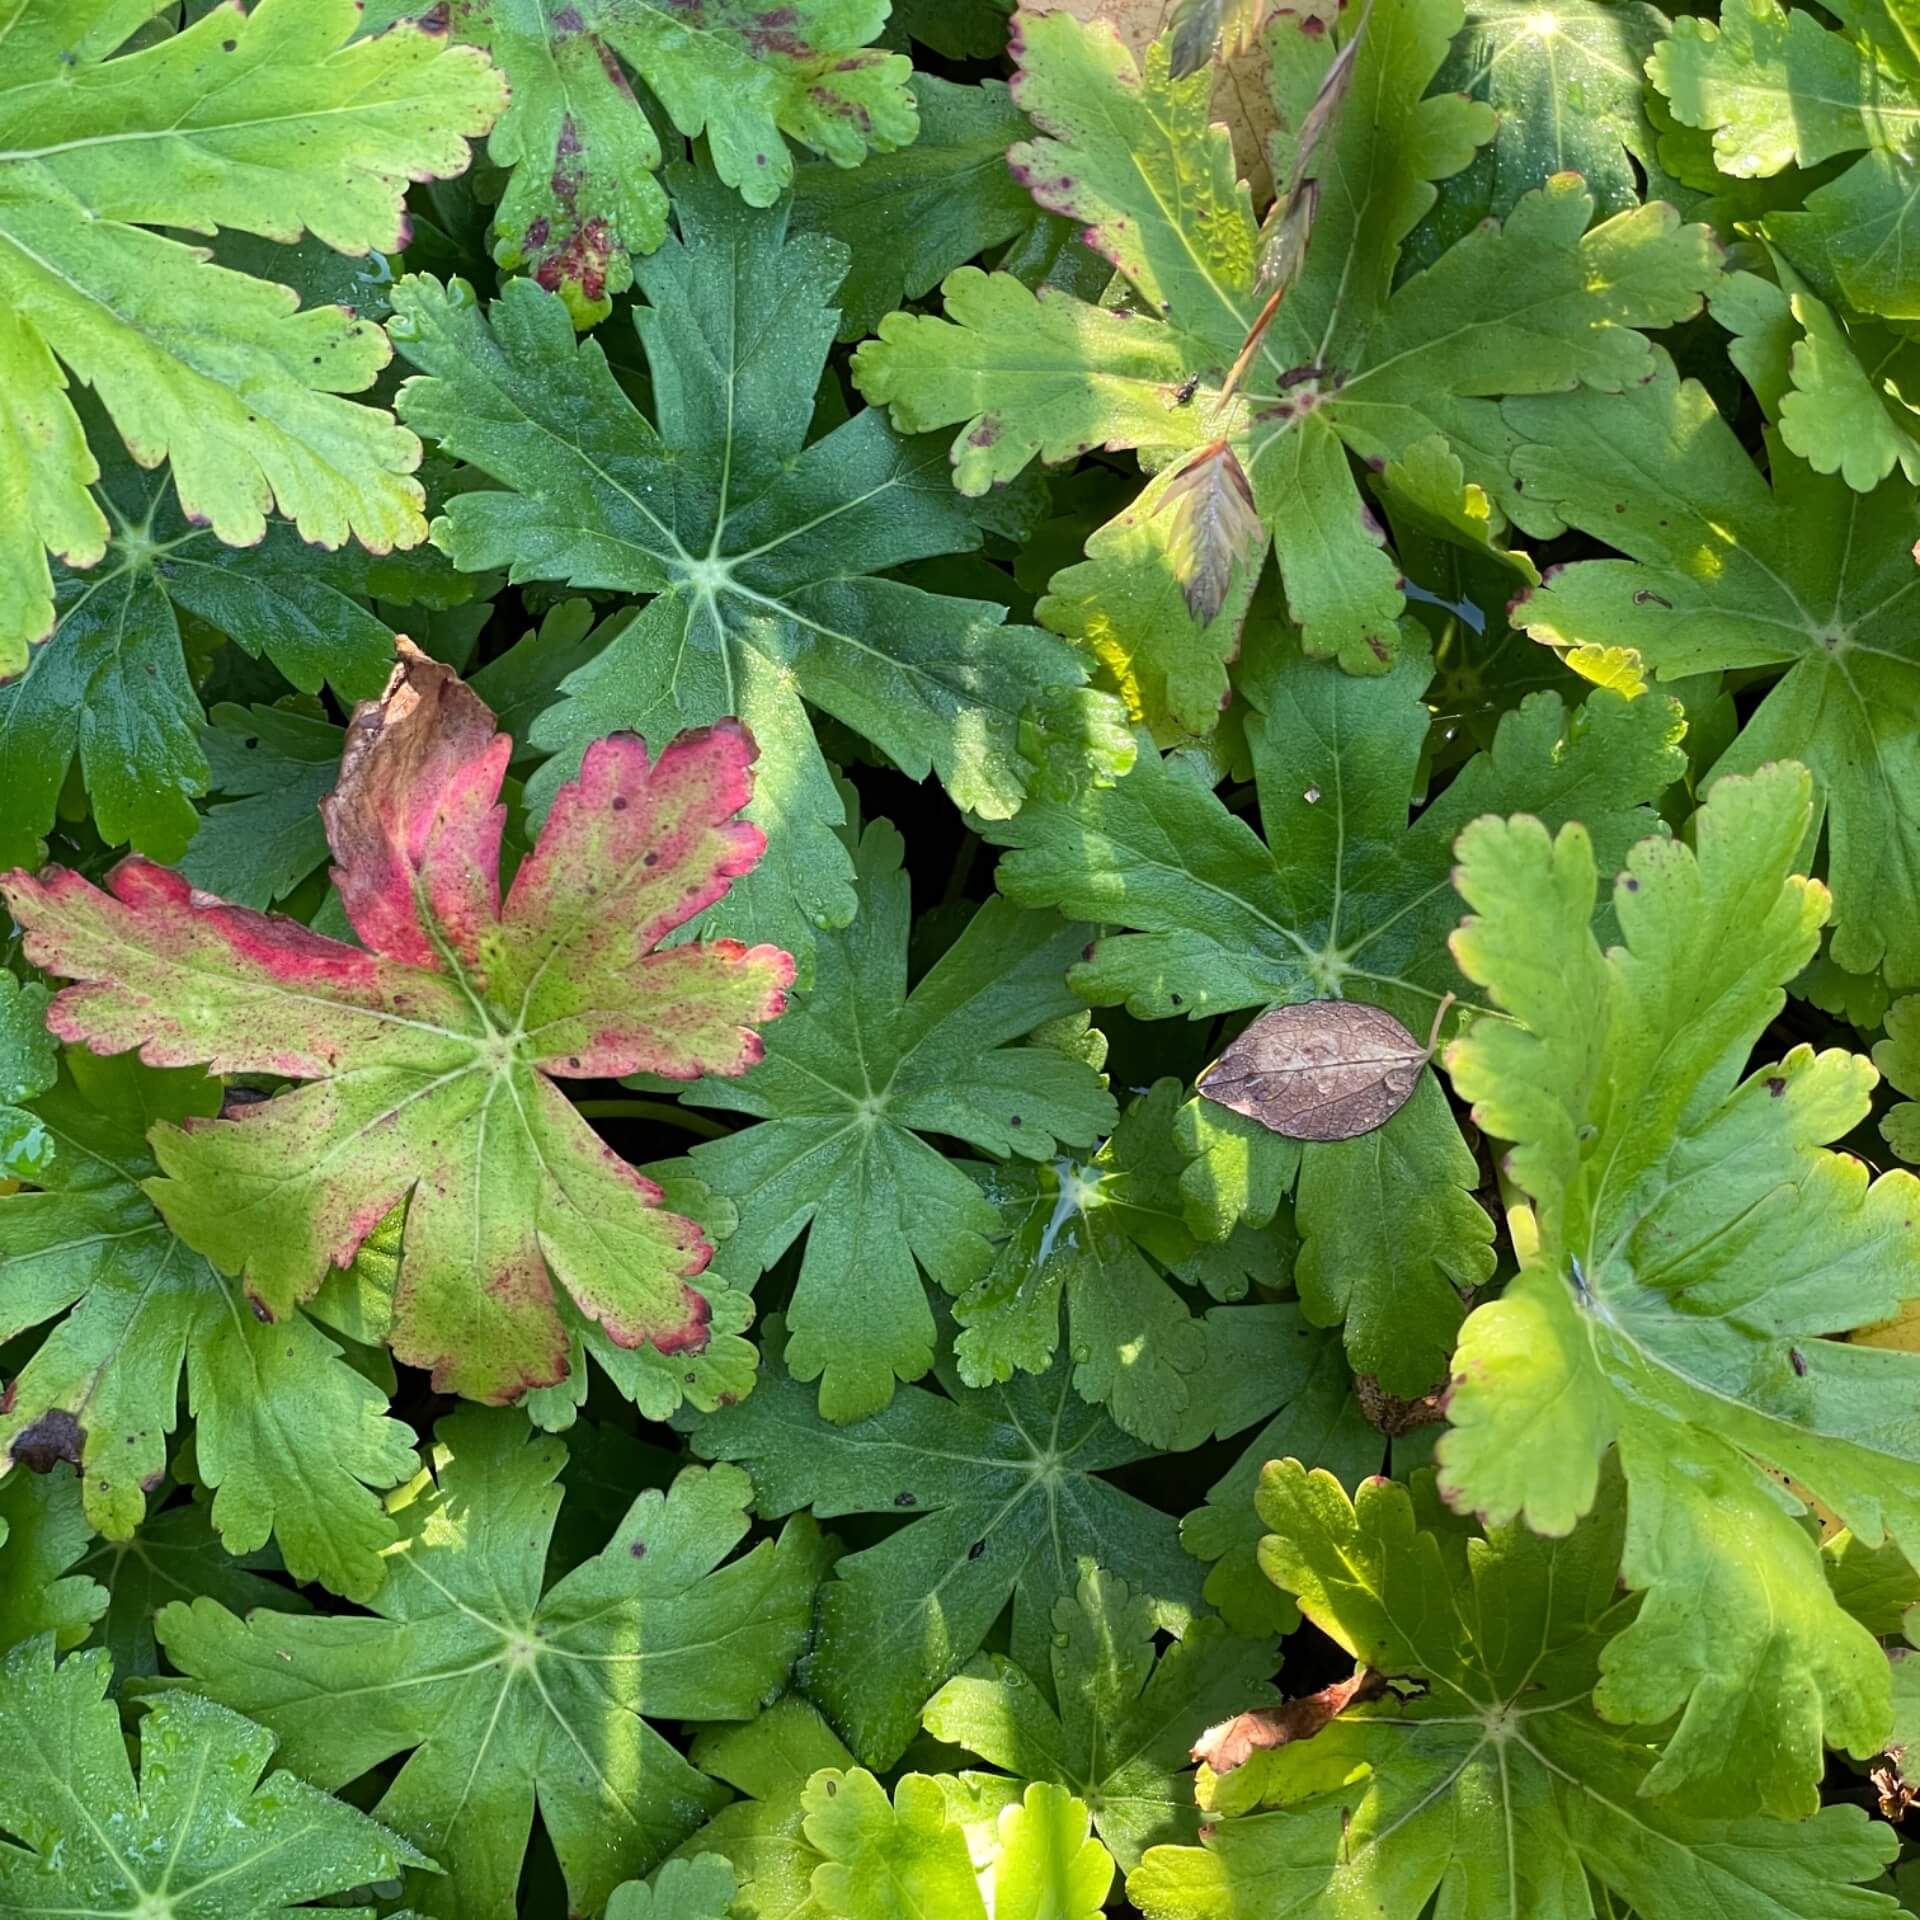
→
(3, 0, 1920, 1912)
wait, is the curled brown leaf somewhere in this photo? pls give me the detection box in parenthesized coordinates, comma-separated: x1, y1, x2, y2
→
(1193, 1668, 1388, 1773)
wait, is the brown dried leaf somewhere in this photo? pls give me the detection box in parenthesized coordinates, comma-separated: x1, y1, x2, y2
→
(1254, 174, 1320, 299)
(1192, 1669, 1387, 1773)
(1279, 0, 1370, 209)
(1157, 440, 1265, 624)
(1353, 1373, 1447, 1436)
(1165, 0, 1260, 80)
(1200, 998, 1445, 1141)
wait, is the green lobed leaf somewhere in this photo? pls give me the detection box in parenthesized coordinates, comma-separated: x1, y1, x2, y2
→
(923, 1564, 1281, 1870)
(155, 1411, 832, 1919)
(610, 1854, 740, 1919)
(1440, 763, 1920, 1816)
(686, 819, 1115, 1423)
(75, 1496, 313, 1681)
(0, 1468, 109, 1656)
(0, 0, 505, 670)
(1505, 327, 1920, 987)
(0, 971, 56, 1108)
(0, 452, 475, 876)
(1877, 994, 1920, 1162)
(855, 0, 1717, 689)
(986, 623, 1685, 1393)
(804, 1769, 991, 1919)
(1403, 0, 1670, 273)
(1128, 1464, 1901, 1920)
(952, 1078, 1289, 1448)
(1177, 1319, 1382, 1636)
(390, 168, 1124, 967)
(793, 76, 1051, 343)
(368, 0, 915, 326)
(690, 1328, 1206, 1769)
(178, 701, 346, 910)
(0, 1636, 432, 1916)
(1649, 0, 1920, 316)
(0, 1052, 416, 1600)
(670, 1695, 857, 1916)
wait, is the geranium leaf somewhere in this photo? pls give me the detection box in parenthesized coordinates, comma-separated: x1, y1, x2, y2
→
(691, 1330, 1206, 1768)
(3, 647, 791, 1407)
(1505, 328, 1920, 986)
(854, 0, 1717, 695)
(1178, 1320, 1381, 1636)
(805, 1769, 990, 1919)
(669, 1695, 857, 1915)
(1404, 0, 1669, 272)
(155, 1411, 831, 1919)
(0, 453, 475, 875)
(1440, 763, 1920, 1815)
(0, 1638, 432, 1915)
(986, 624, 1684, 1393)
(793, 76, 1051, 343)
(1650, 0, 1920, 316)
(389, 169, 1124, 966)
(0, 0, 505, 671)
(609, 1854, 739, 1919)
(180, 702, 347, 910)
(0, 971, 55, 1107)
(951, 1079, 1290, 1449)
(1128, 1464, 1902, 1920)
(1875, 995, 1920, 1162)
(76, 1498, 312, 1681)
(924, 1565, 1281, 1870)
(0, 1051, 416, 1600)
(0, 1469, 108, 1656)
(686, 820, 1115, 1423)
(991, 1781, 1116, 1920)
(367, 0, 915, 327)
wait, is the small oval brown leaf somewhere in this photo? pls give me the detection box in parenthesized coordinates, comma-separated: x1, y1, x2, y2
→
(1199, 999, 1434, 1141)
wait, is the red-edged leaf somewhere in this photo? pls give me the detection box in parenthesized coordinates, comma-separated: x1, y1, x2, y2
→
(1, 646, 792, 1406)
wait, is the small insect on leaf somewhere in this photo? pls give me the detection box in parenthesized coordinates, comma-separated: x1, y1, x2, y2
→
(1156, 440, 1265, 625)
(1198, 995, 1453, 1141)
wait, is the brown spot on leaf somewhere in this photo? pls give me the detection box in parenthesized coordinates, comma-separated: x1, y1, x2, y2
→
(12, 1410, 84, 1474)
(1354, 1373, 1446, 1435)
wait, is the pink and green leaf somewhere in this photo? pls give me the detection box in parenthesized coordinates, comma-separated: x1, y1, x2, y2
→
(1, 646, 790, 1409)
